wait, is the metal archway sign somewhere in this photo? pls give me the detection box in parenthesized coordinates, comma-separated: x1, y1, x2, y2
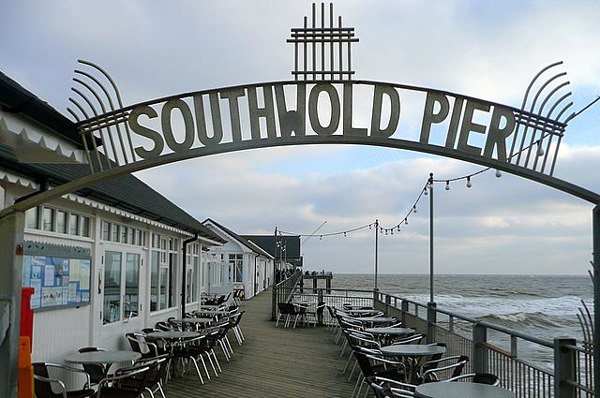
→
(1, 3, 599, 397)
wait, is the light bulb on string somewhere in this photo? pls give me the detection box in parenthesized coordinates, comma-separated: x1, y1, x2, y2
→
(391, 229, 394, 235)
(537, 140, 545, 157)
(404, 218, 408, 225)
(495, 169, 502, 178)
(385, 229, 388, 235)
(413, 206, 417, 214)
(344, 232, 347, 237)
(466, 176, 472, 188)
(319, 235, 322, 240)
(445, 181, 450, 190)
(369, 224, 372, 230)
(397, 225, 401, 232)
(423, 186, 428, 196)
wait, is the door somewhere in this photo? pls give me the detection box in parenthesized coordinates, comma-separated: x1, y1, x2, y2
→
(98, 249, 143, 348)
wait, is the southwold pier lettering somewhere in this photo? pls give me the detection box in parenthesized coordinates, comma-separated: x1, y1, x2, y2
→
(128, 82, 517, 163)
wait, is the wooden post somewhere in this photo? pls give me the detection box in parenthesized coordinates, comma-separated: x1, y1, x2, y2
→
(0, 210, 25, 398)
(473, 323, 488, 374)
(554, 337, 577, 398)
(312, 278, 317, 294)
(325, 278, 331, 294)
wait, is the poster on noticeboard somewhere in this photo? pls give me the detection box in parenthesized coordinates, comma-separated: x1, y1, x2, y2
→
(21, 241, 91, 311)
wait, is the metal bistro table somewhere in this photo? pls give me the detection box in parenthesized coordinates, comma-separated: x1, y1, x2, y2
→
(174, 317, 215, 330)
(365, 327, 415, 345)
(146, 330, 200, 342)
(415, 382, 515, 398)
(195, 310, 230, 316)
(354, 316, 395, 327)
(380, 344, 446, 383)
(65, 350, 142, 377)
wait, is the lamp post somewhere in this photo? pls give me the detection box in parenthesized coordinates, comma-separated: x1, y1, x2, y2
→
(374, 219, 379, 291)
(429, 173, 434, 304)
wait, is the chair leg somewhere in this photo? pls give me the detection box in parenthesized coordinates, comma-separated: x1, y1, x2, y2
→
(158, 383, 167, 398)
(205, 352, 218, 377)
(211, 349, 222, 373)
(342, 352, 353, 374)
(198, 354, 210, 380)
(145, 387, 156, 398)
(276, 313, 283, 327)
(190, 357, 204, 385)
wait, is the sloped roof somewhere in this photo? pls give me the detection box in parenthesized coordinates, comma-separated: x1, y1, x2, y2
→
(203, 218, 273, 258)
(0, 144, 225, 243)
(242, 235, 301, 259)
(0, 71, 83, 148)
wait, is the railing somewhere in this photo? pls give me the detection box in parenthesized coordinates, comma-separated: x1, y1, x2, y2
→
(272, 279, 594, 398)
(271, 270, 302, 320)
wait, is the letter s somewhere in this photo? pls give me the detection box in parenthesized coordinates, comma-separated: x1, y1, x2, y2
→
(129, 105, 164, 159)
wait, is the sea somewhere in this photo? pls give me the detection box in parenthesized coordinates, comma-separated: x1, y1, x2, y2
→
(333, 273, 593, 369)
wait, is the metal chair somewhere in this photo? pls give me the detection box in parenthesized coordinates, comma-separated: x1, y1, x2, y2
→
(77, 346, 108, 384)
(446, 372, 500, 385)
(96, 363, 155, 398)
(33, 362, 95, 398)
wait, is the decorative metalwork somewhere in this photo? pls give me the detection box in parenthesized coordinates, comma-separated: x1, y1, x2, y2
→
(67, 60, 134, 173)
(509, 61, 573, 176)
(287, 3, 358, 81)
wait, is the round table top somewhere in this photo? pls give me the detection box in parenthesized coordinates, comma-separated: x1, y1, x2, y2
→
(349, 309, 381, 314)
(381, 344, 446, 357)
(415, 382, 514, 398)
(355, 317, 395, 323)
(65, 350, 141, 364)
(365, 327, 415, 335)
(146, 331, 200, 340)
(174, 317, 214, 323)
(196, 310, 230, 315)
(200, 305, 223, 309)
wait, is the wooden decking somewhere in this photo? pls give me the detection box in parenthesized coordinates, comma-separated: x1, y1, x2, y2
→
(164, 288, 356, 397)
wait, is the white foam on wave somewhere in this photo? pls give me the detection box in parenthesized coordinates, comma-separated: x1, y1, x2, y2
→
(403, 294, 585, 317)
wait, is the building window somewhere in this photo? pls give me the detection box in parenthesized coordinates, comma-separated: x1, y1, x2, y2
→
(229, 254, 243, 283)
(56, 211, 67, 234)
(69, 214, 79, 235)
(42, 207, 54, 231)
(81, 216, 90, 237)
(150, 251, 159, 311)
(124, 253, 140, 319)
(102, 221, 111, 241)
(111, 223, 119, 242)
(103, 251, 122, 324)
(26, 207, 38, 229)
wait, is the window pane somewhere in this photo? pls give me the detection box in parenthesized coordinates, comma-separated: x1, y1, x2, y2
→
(138, 231, 144, 246)
(151, 251, 159, 311)
(69, 214, 79, 235)
(102, 221, 110, 241)
(103, 251, 122, 324)
(128, 228, 136, 245)
(192, 257, 199, 301)
(124, 253, 140, 319)
(121, 226, 128, 244)
(26, 207, 38, 229)
(42, 208, 54, 231)
(56, 211, 67, 234)
(169, 253, 177, 308)
(159, 268, 168, 310)
(81, 217, 90, 237)
(112, 224, 119, 242)
(186, 269, 192, 304)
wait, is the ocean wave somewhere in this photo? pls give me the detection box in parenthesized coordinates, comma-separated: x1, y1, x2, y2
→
(403, 294, 587, 318)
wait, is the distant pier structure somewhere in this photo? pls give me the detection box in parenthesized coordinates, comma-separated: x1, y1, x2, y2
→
(300, 270, 333, 294)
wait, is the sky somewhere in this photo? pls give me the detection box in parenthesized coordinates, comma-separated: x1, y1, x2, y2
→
(2, 1, 600, 275)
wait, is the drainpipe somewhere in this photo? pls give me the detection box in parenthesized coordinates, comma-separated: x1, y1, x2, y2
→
(181, 233, 198, 319)
(254, 254, 258, 298)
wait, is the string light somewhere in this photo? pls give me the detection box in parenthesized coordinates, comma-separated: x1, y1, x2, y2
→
(445, 181, 450, 190)
(495, 169, 502, 178)
(404, 218, 408, 225)
(413, 206, 417, 214)
(466, 176, 472, 188)
(537, 140, 545, 157)
(344, 232, 347, 237)
(397, 226, 401, 232)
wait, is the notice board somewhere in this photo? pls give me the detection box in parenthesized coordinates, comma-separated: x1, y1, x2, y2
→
(22, 241, 91, 311)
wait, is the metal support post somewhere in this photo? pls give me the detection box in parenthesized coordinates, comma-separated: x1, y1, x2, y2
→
(593, 204, 599, 397)
(473, 322, 488, 374)
(385, 294, 391, 316)
(271, 227, 278, 321)
(426, 302, 437, 344)
(554, 337, 577, 398)
(429, 173, 434, 303)
(0, 210, 25, 398)
(374, 219, 379, 292)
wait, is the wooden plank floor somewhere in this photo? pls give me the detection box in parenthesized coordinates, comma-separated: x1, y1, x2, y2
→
(164, 288, 357, 397)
